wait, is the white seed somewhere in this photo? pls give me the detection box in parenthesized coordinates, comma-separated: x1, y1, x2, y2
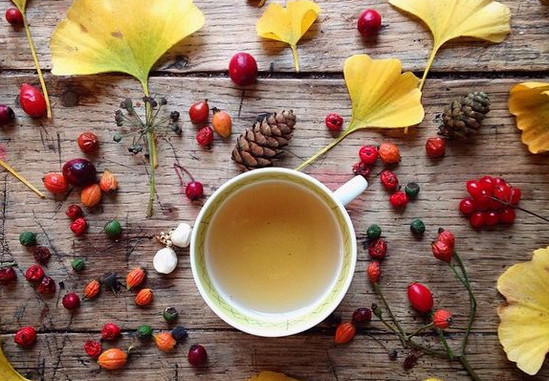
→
(153, 247, 178, 274)
(170, 222, 192, 248)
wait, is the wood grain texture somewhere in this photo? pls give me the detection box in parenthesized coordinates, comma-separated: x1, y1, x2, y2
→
(0, 72, 548, 380)
(0, 0, 548, 73)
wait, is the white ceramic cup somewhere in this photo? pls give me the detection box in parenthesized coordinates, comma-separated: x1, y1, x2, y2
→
(190, 168, 367, 337)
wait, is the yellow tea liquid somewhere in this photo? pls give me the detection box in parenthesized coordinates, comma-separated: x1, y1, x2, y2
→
(205, 180, 343, 314)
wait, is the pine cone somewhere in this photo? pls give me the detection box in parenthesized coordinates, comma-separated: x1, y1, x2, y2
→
(232, 110, 296, 170)
(438, 92, 491, 139)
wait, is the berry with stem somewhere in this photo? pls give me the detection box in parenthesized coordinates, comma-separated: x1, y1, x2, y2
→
(367, 261, 381, 284)
(357, 9, 382, 37)
(228, 52, 258, 86)
(174, 163, 204, 201)
(433, 309, 453, 329)
(189, 100, 209, 124)
(325, 113, 343, 132)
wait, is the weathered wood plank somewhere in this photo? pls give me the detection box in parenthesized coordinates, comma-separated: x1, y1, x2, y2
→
(0, 74, 548, 380)
(0, 0, 548, 73)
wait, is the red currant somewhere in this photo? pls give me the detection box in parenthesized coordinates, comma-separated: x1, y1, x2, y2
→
(185, 181, 204, 201)
(357, 9, 382, 37)
(359, 145, 378, 165)
(478, 176, 495, 193)
(510, 187, 521, 205)
(472, 189, 491, 211)
(65, 204, 83, 220)
(5, 8, 23, 27)
(459, 197, 475, 215)
(499, 207, 516, 224)
(25, 265, 45, 283)
(188, 344, 208, 366)
(469, 211, 486, 228)
(19, 83, 47, 118)
(380, 169, 399, 191)
(62, 292, 81, 310)
(0, 104, 15, 126)
(466, 180, 482, 199)
(485, 211, 499, 226)
(389, 191, 408, 209)
(325, 113, 343, 132)
(493, 184, 512, 203)
(228, 52, 258, 86)
(196, 127, 214, 147)
(425, 137, 446, 158)
(493, 177, 508, 187)
(407, 282, 433, 314)
(189, 100, 209, 124)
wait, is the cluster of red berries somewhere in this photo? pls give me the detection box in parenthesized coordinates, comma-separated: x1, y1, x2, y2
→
(459, 176, 521, 228)
(189, 100, 233, 147)
(66, 204, 88, 236)
(83, 323, 122, 359)
(334, 307, 373, 344)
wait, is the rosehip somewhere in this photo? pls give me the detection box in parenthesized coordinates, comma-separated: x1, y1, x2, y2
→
(380, 169, 399, 191)
(407, 282, 433, 314)
(84, 340, 103, 358)
(185, 181, 204, 200)
(65, 204, 83, 220)
(228, 52, 258, 86)
(188, 344, 208, 366)
(189, 100, 209, 124)
(0, 266, 16, 285)
(389, 191, 408, 209)
(352, 308, 372, 323)
(101, 323, 121, 341)
(367, 261, 381, 284)
(25, 265, 44, 283)
(62, 292, 81, 310)
(425, 137, 446, 158)
(43, 173, 68, 194)
(325, 113, 343, 132)
(437, 229, 455, 250)
(432, 309, 453, 329)
(368, 238, 387, 260)
(431, 240, 452, 263)
(196, 127, 214, 146)
(70, 217, 88, 236)
(211, 108, 232, 138)
(14, 326, 36, 348)
(5, 8, 23, 27)
(357, 9, 382, 37)
(359, 145, 378, 165)
(19, 83, 47, 118)
(37, 276, 56, 295)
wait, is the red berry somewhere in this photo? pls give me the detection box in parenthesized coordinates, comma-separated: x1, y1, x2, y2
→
(478, 176, 495, 192)
(493, 183, 512, 203)
(367, 261, 381, 284)
(368, 238, 387, 260)
(37, 276, 56, 295)
(196, 127, 214, 146)
(359, 145, 378, 165)
(493, 177, 508, 187)
(185, 181, 204, 201)
(101, 323, 122, 341)
(43, 172, 68, 194)
(188, 344, 208, 366)
(485, 211, 499, 226)
(228, 52, 258, 86)
(407, 282, 433, 314)
(470, 211, 486, 228)
(459, 197, 475, 215)
(431, 240, 452, 263)
(432, 309, 453, 329)
(352, 162, 371, 178)
(499, 207, 516, 224)
(437, 228, 455, 250)
(62, 158, 97, 186)
(33, 246, 51, 265)
(62, 292, 81, 310)
(352, 307, 372, 323)
(19, 83, 47, 118)
(0, 266, 16, 285)
(25, 265, 44, 283)
(14, 327, 36, 348)
(189, 100, 209, 124)
(65, 204, 83, 220)
(389, 191, 408, 209)
(425, 137, 446, 158)
(466, 180, 482, 199)
(77, 132, 99, 153)
(510, 187, 521, 206)
(0, 104, 15, 125)
(472, 189, 491, 211)
(5, 8, 23, 26)
(84, 340, 103, 358)
(70, 217, 88, 236)
(325, 113, 343, 132)
(380, 169, 399, 191)
(357, 9, 382, 37)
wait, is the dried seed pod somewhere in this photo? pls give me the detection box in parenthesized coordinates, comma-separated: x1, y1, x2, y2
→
(126, 267, 146, 290)
(154, 332, 176, 352)
(84, 279, 101, 299)
(334, 322, 356, 344)
(81, 183, 101, 207)
(97, 348, 127, 370)
(135, 288, 153, 307)
(99, 170, 118, 192)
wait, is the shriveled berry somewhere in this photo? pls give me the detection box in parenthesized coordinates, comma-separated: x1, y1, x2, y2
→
(352, 162, 371, 178)
(367, 261, 381, 284)
(188, 344, 208, 366)
(196, 127, 214, 147)
(5, 8, 23, 27)
(425, 137, 446, 158)
(389, 191, 408, 209)
(163, 307, 179, 322)
(70, 218, 88, 236)
(25, 265, 44, 283)
(77, 132, 99, 153)
(431, 240, 452, 263)
(366, 224, 382, 240)
(410, 219, 425, 236)
(19, 231, 37, 247)
(0, 266, 17, 285)
(62, 292, 81, 310)
(407, 282, 433, 314)
(186, 181, 204, 200)
(325, 113, 343, 132)
(404, 182, 420, 198)
(172, 326, 188, 342)
(380, 169, 399, 191)
(65, 204, 83, 220)
(359, 145, 378, 165)
(352, 308, 372, 324)
(334, 322, 356, 344)
(33, 246, 51, 265)
(432, 309, 453, 329)
(368, 238, 387, 260)
(189, 100, 209, 124)
(84, 340, 103, 358)
(378, 142, 400, 164)
(0, 104, 15, 125)
(37, 276, 56, 295)
(19, 84, 47, 118)
(228, 52, 258, 86)
(14, 326, 36, 348)
(101, 323, 121, 341)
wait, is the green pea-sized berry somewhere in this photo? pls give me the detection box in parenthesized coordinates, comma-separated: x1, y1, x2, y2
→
(104, 220, 122, 239)
(136, 324, 153, 340)
(19, 231, 37, 247)
(113, 133, 122, 143)
(410, 219, 426, 236)
(163, 306, 179, 322)
(405, 182, 420, 198)
(71, 258, 85, 272)
(366, 224, 382, 240)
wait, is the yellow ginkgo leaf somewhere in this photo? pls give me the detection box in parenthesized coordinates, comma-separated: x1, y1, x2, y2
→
(256, 0, 321, 72)
(508, 82, 549, 154)
(0, 336, 33, 380)
(296, 54, 424, 171)
(497, 246, 549, 375)
(389, 0, 511, 88)
(247, 371, 300, 381)
(10, 0, 26, 12)
(51, 0, 205, 92)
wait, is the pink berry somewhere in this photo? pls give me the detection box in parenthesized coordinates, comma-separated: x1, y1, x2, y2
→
(470, 211, 486, 228)
(228, 52, 258, 86)
(196, 127, 214, 147)
(493, 184, 512, 203)
(459, 197, 475, 215)
(185, 181, 204, 200)
(325, 113, 343, 132)
(357, 9, 382, 37)
(5, 8, 23, 26)
(359, 145, 378, 165)
(188, 344, 207, 366)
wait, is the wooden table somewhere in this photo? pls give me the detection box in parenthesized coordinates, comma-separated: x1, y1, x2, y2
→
(1, 0, 548, 380)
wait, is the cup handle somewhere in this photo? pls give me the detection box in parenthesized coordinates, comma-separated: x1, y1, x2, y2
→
(333, 176, 368, 206)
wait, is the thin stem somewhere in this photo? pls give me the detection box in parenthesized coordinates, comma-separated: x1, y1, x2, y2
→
(419, 44, 440, 91)
(142, 82, 156, 218)
(291, 45, 300, 72)
(459, 355, 482, 381)
(453, 253, 477, 356)
(406, 323, 434, 339)
(22, 14, 52, 119)
(173, 163, 195, 183)
(489, 196, 549, 224)
(374, 283, 406, 339)
(295, 129, 353, 171)
(0, 158, 45, 198)
(407, 339, 449, 359)
(436, 328, 455, 360)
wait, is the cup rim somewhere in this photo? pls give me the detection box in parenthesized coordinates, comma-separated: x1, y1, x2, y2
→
(190, 168, 357, 337)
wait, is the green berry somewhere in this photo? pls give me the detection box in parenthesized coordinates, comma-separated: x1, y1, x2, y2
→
(19, 231, 37, 247)
(104, 220, 122, 238)
(405, 182, 420, 198)
(410, 219, 426, 236)
(71, 258, 85, 272)
(163, 306, 179, 322)
(113, 133, 122, 142)
(366, 224, 382, 240)
(136, 324, 153, 340)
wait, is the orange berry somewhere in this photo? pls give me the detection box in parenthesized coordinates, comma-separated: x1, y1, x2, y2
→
(367, 261, 381, 284)
(97, 348, 127, 370)
(334, 322, 356, 344)
(135, 288, 153, 307)
(126, 267, 146, 290)
(432, 309, 453, 329)
(211, 108, 232, 138)
(81, 183, 101, 207)
(84, 279, 101, 299)
(154, 332, 177, 352)
(43, 172, 68, 194)
(99, 170, 118, 192)
(378, 142, 401, 164)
